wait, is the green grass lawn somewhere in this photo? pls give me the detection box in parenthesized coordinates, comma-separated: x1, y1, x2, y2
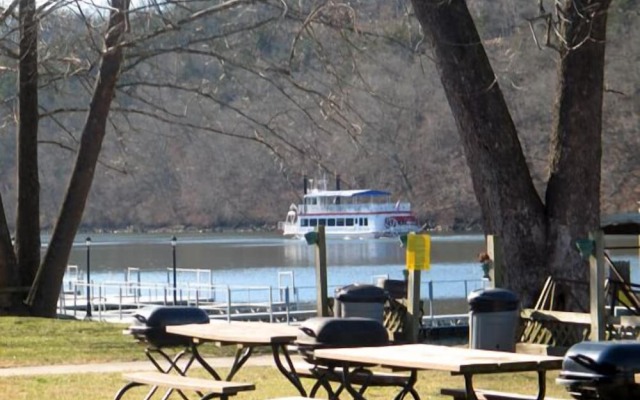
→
(0, 317, 240, 367)
(0, 317, 572, 399)
(0, 317, 142, 367)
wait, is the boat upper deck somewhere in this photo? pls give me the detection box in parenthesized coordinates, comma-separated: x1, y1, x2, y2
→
(298, 201, 412, 215)
(304, 189, 391, 198)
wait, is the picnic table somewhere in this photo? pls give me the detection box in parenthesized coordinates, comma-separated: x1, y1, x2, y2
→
(313, 344, 564, 400)
(165, 320, 307, 396)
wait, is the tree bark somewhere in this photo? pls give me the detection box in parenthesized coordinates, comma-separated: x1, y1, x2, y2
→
(410, 0, 611, 308)
(16, 0, 41, 293)
(411, 0, 548, 306)
(545, 0, 611, 309)
(25, 0, 130, 316)
(0, 194, 19, 311)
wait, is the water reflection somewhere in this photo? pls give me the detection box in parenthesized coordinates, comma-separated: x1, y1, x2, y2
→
(61, 233, 639, 294)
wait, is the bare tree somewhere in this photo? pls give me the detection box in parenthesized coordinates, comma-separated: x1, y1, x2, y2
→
(0, 0, 630, 316)
(0, 0, 131, 316)
(410, 0, 612, 307)
(2, 0, 392, 315)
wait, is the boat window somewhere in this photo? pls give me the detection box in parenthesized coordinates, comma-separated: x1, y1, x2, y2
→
(346, 218, 354, 226)
(327, 219, 336, 227)
(336, 218, 345, 226)
(318, 218, 327, 226)
(310, 219, 318, 227)
(301, 218, 308, 227)
(362, 218, 368, 226)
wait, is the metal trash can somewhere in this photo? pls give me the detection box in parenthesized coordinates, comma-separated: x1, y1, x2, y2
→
(468, 288, 519, 352)
(334, 283, 387, 323)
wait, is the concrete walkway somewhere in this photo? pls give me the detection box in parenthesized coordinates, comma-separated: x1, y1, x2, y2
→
(0, 355, 278, 377)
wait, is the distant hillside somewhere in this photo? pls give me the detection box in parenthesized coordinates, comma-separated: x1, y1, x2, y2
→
(0, 0, 637, 232)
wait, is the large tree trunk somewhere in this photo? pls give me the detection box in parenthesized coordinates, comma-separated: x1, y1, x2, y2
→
(545, 0, 611, 310)
(16, 0, 40, 300)
(25, 0, 130, 316)
(0, 194, 19, 311)
(411, 0, 548, 306)
(410, 0, 611, 308)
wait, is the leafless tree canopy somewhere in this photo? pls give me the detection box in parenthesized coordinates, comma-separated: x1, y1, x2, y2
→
(0, 0, 636, 314)
(0, 1, 634, 233)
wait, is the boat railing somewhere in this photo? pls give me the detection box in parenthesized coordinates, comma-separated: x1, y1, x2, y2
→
(300, 201, 411, 214)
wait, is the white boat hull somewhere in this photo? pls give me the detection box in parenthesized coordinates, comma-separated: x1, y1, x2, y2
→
(282, 225, 418, 240)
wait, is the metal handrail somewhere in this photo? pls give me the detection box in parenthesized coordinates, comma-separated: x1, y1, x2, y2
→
(59, 275, 486, 322)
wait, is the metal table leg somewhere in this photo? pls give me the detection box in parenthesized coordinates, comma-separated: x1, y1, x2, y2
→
(271, 343, 308, 397)
(189, 342, 223, 381)
(225, 345, 253, 381)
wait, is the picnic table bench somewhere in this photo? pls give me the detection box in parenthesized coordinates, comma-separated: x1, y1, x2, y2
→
(165, 321, 307, 395)
(266, 398, 322, 400)
(119, 318, 306, 399)
(115, 371, 254, 400)
(293, 360, 418, 399)
(313, 344, 564, 400)
(440, 387, 566, 400)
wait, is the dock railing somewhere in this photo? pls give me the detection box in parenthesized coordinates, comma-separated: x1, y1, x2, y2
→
(58, 270, 485, 325)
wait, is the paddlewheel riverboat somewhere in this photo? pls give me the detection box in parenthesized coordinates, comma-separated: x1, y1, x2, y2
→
(278, 176, 420, 239)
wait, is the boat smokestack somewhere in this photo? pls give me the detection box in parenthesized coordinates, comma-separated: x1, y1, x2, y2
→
(335, 174, 341, 204)
(303, 175, 308, 194)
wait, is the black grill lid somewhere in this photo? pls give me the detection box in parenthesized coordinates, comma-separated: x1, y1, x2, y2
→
(558, 341, 640, 400)
(296, 317, 389, 347)
(132, 306, 210, 328)
(561, 341, 640, 378)
(127, 306, 210, 348)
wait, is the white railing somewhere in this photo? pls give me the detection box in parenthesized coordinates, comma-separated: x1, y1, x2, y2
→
(59, 273, 485, 324)
(300, 201, 411, 214)
(58, 281, 306, 323)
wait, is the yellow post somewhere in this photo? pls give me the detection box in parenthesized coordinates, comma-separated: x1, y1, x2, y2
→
(404, 234, 431, 343)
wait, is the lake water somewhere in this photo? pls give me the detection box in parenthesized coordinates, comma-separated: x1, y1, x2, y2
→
(61, 232, 640, 303)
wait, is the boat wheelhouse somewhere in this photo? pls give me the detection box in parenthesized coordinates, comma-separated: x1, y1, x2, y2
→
(278, 177, 420, 239)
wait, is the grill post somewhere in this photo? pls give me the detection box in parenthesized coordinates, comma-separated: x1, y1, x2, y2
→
(305, 226, 329, 317)
(85, 237, 92, 319)
(171, 236, 177, 305)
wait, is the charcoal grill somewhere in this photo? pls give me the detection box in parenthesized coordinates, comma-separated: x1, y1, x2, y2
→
(126, 306, 210, 348)
(557, 340, 640, 400)
(296, 317, 389, 366)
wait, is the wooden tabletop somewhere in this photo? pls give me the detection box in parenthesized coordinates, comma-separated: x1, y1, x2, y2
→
(165, 321, 300, 345)
(313, 344, 563, 375)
